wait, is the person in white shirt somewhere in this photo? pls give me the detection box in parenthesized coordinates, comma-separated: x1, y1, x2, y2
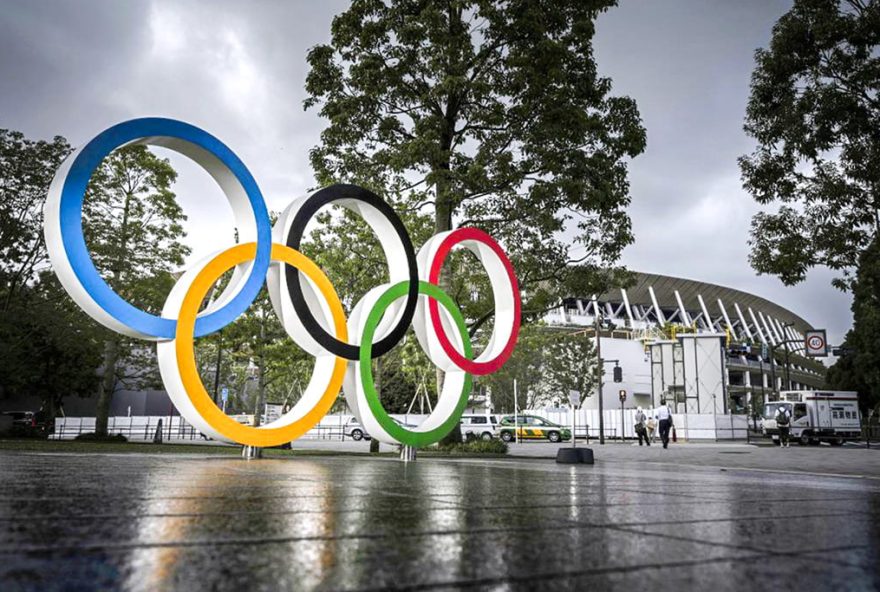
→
(655, 399, 673, 449)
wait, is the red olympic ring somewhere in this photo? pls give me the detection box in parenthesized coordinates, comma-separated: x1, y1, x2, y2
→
(427, 228, 521, 375)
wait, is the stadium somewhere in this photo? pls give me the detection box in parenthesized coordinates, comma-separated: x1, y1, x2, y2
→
(544, 271, 827, 417)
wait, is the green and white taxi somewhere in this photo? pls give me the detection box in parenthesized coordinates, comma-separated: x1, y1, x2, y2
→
(496, 415, 572, 443)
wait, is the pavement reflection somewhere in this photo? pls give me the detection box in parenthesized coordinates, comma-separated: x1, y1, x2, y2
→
(0, 451, 878, 590)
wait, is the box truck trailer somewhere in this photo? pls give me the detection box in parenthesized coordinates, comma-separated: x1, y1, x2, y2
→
(762, 391, 861, 446)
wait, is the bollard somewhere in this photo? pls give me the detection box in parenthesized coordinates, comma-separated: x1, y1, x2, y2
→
(556, 447, 595, 464)
(399, 445, 416, 462)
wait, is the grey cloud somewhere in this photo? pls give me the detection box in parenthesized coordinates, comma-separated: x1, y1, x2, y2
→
(0, 0, 854, 348)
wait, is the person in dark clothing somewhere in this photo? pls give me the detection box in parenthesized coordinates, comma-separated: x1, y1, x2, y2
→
(656, 398, 673, 449)
(775, 405, 792, 447)
(635, 407, 650, 446)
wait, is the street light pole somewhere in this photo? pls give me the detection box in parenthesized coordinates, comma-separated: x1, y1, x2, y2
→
(594, 296, 604, 445)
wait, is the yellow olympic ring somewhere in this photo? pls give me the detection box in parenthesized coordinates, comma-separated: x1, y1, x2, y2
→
(174, 242, 347, 447)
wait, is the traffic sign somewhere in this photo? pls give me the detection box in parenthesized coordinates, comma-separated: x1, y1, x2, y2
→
(568, 390, 581, 408)
(805, 330, 828, 357)
(221, 387, 229, 402)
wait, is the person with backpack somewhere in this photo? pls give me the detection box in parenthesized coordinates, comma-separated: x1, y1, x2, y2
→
(634, 407, 650, 446)
(775, 405, 792, 447)
(656, 399, 673, 449)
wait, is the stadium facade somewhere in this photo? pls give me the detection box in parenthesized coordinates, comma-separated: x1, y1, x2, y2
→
(544, 272, 827, 415)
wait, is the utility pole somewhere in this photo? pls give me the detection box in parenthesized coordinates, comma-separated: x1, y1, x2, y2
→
(594, 296, 604, 445)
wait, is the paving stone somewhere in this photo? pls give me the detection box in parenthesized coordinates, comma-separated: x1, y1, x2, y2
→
(0, 451, 878, 591)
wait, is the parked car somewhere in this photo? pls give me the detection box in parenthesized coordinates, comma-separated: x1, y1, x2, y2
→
(3, 410, 36, 428)
(344, 417, 370, 441)
(496, 415, 571, 443)
(2, 410, 52, 438)
(459, 414, 498, 441)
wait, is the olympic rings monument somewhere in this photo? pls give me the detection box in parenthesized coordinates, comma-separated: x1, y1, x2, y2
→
(44, 118, 521, 453)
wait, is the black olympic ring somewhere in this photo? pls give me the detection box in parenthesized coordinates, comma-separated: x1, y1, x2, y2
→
(284, 183, 420, 360)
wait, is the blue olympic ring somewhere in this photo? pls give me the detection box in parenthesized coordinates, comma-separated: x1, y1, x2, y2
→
(56, 118, 272, 339)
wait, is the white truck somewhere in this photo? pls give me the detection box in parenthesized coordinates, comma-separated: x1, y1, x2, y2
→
(762, 390, 862, 446)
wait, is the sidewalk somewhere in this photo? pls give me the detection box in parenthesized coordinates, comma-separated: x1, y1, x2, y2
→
(505, 440, 880, 478)
(1, 448, 878, 590)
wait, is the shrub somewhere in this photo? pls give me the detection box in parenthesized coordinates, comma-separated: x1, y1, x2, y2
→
(74, 433, 128, 443)
(438, 439, 507, 455)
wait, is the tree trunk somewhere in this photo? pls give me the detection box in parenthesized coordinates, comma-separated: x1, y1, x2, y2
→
(252, 374, 265, 428)
(95, 337, 119, 437)
(252, 321, 266, 428)
(369, 357, 382, 453)
(434, 168, 463, 446)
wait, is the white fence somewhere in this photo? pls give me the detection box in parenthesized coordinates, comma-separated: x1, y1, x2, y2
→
(52, 410, 748, 442)
(51, 413, 432, 442)
(523, 408, 749, 441)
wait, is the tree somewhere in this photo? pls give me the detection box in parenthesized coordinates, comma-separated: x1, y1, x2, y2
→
(739, 0, 880, 291)
(306, 0, 644, 444)
(216, 286, 314, 424)
(300, 203, 437, 450)
(0, 130, 71, 308)
(826, 236, 880, 412)
(305, 0, 645, 320)
(0, 129, 103, 414)
(478, 323, 596, 412)
(83, 145, 190, 436)
(542, 329, 597, 407)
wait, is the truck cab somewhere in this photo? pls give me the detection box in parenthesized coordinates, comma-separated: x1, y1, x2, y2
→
(762, 391, 861, 446)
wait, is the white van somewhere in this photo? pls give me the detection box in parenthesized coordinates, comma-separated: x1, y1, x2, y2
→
(763, 391, 861, 446)
(459, 414, 498, 441)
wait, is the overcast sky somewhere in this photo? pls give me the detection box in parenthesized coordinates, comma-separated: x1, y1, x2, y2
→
(0, 0, 854, 350)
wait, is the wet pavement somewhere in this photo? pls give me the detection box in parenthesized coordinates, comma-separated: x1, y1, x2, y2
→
(1, 451, 878, 591)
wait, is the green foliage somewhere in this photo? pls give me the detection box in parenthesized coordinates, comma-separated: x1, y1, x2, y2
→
(542, 330, 597, 404)
(0, 129, 103, 413)
(739, 0, 880, 291)
(83, 145, 189, 309)
(74, 433, 128, 443)
(827, 236, 880, 413)
(479, 324, 596, 412)
(305, 0, 645, 320)
(298, 204, 439, 414)
(214, 287, 314, 418)
(80, 145, 191, 434)
(437, 438, 507, 454)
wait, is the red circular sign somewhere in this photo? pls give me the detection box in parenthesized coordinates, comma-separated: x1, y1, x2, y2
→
(807, 334, 825, 351)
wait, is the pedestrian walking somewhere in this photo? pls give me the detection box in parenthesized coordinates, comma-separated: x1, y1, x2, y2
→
(775, 404, 792, 447)
(646, 416, 656, 443)
(656, 399, 673, 449)
(635, 406, 650, 446)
